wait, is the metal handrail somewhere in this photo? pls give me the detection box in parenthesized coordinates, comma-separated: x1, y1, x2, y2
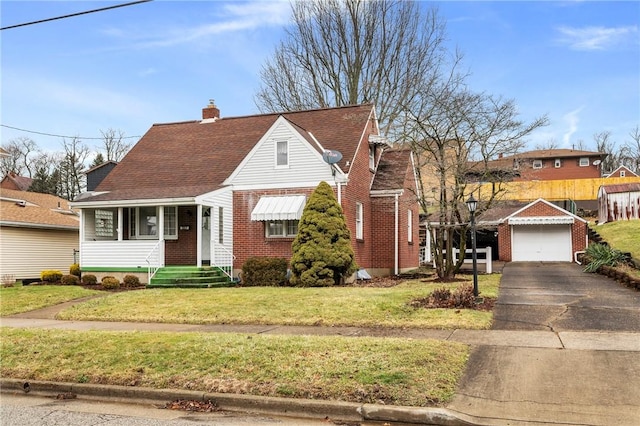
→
(145, 240, 163, 284)
(212, 244, 236, 280)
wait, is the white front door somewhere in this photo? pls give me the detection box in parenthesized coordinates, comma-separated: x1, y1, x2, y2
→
(512, 224, 572, 262)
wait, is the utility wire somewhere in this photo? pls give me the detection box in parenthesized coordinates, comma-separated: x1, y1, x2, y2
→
(1, 124, 141, 140)
(1, 0, 153, 31)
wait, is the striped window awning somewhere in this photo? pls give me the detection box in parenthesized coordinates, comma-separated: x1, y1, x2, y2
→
(508, 216, 574, 225)
(251, 195, 306, 221)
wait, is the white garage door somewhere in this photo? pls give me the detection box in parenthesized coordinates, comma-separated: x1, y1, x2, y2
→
(512, 224, 572, 262)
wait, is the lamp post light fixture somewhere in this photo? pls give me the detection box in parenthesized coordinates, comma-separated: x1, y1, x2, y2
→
(465, 194, 479, 298)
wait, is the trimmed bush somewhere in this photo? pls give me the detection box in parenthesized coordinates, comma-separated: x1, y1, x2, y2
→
(40, 270, 63, 283)
(241, 256, 288, 287)
(81, 274, 98, 285)
(101, 276, 120, 290)
(60, 274, 80, 286)
(122, 274, 141, 288)
(69, 263, 81, 277)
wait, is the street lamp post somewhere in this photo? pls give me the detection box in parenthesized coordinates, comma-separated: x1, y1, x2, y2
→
(466, 194, 479, 298)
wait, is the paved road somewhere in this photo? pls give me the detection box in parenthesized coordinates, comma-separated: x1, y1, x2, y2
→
(447, 262, 640, 426)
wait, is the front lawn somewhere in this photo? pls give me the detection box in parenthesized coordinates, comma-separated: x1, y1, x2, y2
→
(57, 274, 499, 329)
(0, 285, 101, 316)
(0, 327, 469, 406)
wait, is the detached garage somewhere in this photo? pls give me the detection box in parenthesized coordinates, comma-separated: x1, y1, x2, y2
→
(497, 199, 587, 262)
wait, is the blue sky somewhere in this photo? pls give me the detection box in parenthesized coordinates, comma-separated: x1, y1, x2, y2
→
(1, 1, 638, 157)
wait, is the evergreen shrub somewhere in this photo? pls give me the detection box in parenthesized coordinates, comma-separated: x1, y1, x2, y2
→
(40, 270, 63, 283)
(241, 256, 288, 286)
(122, 274, 141, 288)
(81, 274, 97, 285)
(69, 263, 81, 277)
(60, 274, 80, 286)
(101, 276, 120, 290)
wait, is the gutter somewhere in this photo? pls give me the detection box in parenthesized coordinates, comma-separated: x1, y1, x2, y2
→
(0, 221, 79, 231)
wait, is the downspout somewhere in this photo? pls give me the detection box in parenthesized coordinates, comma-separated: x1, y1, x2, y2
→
(337, 181, 342, 204)
(395, 193, 399, 275)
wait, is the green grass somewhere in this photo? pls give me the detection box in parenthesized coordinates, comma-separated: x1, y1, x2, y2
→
(0, 327, 469, 406)
(0, 285, 101, 316)
(592, 219, 640, 259)
(56, 274, 499, 330)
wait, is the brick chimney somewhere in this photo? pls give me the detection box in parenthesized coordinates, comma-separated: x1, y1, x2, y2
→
(202, 99, 220, 120)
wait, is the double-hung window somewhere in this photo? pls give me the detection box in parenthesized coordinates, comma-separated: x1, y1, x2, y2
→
(265, 220, 298, 238)
(579, 157, 589, 167)
(532, 159, 543, 169)
(276, 141, 288, 167)
(355, 202, 363, 240)
(129, 206, 177, 239)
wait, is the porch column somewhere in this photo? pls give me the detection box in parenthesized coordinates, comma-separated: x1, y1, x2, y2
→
(158, 206, 165, 241)
(117, 208, 123, 241)
(196, 204, 203, 267)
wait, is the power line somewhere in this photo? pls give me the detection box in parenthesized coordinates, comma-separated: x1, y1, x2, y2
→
(1, 0, 153, 31)
(1, 124, 141, 140)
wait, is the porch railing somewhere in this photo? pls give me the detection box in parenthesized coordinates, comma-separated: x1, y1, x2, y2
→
(212, 244, 236, 280)
(146, 240, 164, 284)
(433, 247, 493, 274)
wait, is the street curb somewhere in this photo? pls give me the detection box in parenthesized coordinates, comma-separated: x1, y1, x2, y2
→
(0, 378, 478, 425)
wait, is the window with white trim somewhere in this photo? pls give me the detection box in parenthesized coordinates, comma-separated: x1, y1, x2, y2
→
(95, 209, 115, 238)
(266, 220, 298, 238)
(620, 170, 626, 177)
(276, 141, 288, 167)
(554, 158, 562, 168)
(369, 146, 375, 170)
(579, 157, 589, 167)
(129, 206, 177, 239)
(355, 202, 363, 240)
(407, 209, 413, 243)
(532, 159, 543, 169)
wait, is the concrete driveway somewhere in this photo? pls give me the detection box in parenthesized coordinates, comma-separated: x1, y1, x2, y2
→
(493, 262, 640, 331)
(447, 262, 640, 426)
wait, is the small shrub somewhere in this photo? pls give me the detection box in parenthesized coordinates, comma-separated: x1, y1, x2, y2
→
(60, 274, 80, 286)
(450, 285, 476, 309)
(122, 274, 141, 288)
(81, 274, 97, 285)
(1, 274, 16, 287)
(69, 263, 81, 277)
(241, 256, 288, 287)
(584, 243, 628, 273)
(101, 276, 120, 290)
(430, 287, 452, 304)
(41, 270, 63, 283)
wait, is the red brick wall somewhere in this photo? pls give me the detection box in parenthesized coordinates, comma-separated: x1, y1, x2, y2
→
(515, 157, 602, 181)
(165, 206, 197, 265)
(496, 201, 588, 262)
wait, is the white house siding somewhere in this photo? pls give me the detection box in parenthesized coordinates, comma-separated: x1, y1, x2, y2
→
(197, 188, 234, 273)
(229, 120, 335, 187)
(0, 227, 78, 280)
(80, 240, 162, 268)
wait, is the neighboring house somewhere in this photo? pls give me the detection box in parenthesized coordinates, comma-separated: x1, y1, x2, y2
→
(1, 172, 34, 191)
(0, 188, 79, 282)
(597, 183, 640, 223)
(71, 103, 420, 282)
(85, 161, 118, 191)
(605, 165, 638, 179)
(466, 149, 607, 182)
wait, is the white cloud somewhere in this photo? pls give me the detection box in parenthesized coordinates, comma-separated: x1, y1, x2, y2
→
(556, 25, 638, 51)
(102, 1, 291, 49)
(562, 107, 584, 147)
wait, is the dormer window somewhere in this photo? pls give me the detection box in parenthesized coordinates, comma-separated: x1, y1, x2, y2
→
(532, 159, 543, 169)
(276, 141, 288, 167)
(579, 157, 589, 167)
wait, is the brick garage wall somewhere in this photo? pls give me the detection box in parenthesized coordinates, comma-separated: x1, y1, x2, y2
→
(165, 206, 198, 265)
(496, 200, 588, 262)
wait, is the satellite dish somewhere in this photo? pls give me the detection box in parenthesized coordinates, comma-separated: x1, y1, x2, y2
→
(593, 160, 602, 166)
(322, 150, 343, 164)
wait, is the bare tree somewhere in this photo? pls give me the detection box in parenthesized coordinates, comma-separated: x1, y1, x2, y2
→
(255, 0, 454, 135)
(592, 131, 620, 174)
(0, 137, 39, 177)
(58, 137, 90, 200)
(534, 139, 560, 150)
(621, 125, 640, 173)
(100, 128, 130, 162)
(402, 74, 548, 280)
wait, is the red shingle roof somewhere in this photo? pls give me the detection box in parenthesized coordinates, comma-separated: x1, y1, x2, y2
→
(87, 104, 374, 202)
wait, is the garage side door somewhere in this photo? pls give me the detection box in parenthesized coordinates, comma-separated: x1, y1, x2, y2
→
(512, 224, 572, 262)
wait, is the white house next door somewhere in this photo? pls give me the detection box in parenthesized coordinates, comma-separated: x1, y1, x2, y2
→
(512, 224, 572, 262)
